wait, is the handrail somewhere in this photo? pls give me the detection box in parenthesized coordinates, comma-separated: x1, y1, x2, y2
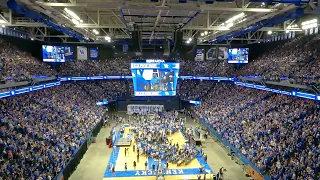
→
(192, 112, 271, 180)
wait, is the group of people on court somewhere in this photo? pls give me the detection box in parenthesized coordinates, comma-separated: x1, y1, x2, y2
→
(127, 111, 200, 168)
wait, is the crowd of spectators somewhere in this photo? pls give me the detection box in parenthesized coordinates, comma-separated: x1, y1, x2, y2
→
(193, 84, 320, 179)
(1, 32, 320, 180)
(235, 35, 320, 87)
(179, 60, 233, 76)
(0, 38, 55, 82)
(76, 80, 128, 101)
(58, 58, 131, 76)
(177, 79, 216, 100)
(0, 83, 106, 179)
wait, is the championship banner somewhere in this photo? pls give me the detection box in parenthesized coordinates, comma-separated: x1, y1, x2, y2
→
(206, 47, 217, 60)
(123, 44, 128, 52)
(127, 104, 164, 114)
(64, 46, 74, 60)
(218, 47, 228, 60)
(195, 49, 204, 61)
(77, 46, 88, 60)
(0, 27, 28, 39)
(90, 47, 99, 60)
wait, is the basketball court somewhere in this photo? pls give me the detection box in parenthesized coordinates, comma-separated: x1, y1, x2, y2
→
(103, 126, 213, 180)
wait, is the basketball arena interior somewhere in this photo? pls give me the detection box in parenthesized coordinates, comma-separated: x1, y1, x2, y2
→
(0, 0, 319, 180)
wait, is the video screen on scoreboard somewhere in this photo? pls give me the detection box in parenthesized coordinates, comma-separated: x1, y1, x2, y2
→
(228, 48, 249, 64)
(42, 45, 66, 62)
(131, 62, 179, 96)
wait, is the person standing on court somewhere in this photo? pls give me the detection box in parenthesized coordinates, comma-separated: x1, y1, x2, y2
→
(166, 162, 169, 170)
(107, 163, 111, 172)
(124, 148, 127, 157)
(125, 162, 127, 171)
(197, 174, 201, 180)
(112, 166, 115, 176)
(137, 153, 139, 162)
(133, 161, 137, 170)
(152, 163, 155, 173)
(204, 153, 207, 162)
(144, 161, 148, 170)
(133, 144, 135, 152)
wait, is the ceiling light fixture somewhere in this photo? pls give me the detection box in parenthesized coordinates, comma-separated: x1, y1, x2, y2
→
(71, 18, 80, 25)
(64, 8, 80, 21)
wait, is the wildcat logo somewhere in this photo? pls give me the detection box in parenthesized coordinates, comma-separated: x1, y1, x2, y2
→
(79, 49, 85, 55)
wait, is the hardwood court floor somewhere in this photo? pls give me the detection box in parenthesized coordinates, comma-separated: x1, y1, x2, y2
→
(105, 125, 211, 179)
(115, 127, 201, 171)
(102, 174, 204, 180)
(69, 113, 250, 180)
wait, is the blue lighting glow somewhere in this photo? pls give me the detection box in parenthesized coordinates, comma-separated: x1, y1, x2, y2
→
(0, 82, 60, 99)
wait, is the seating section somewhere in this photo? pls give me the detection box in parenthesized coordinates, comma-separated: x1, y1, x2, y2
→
(0, 34, 320, 180)
(193, 85, 320, 179)
(76, 80, 128, 101)
(58, 58, 131, 76)
(0, 83, 105, 179)
(0, 38, 55, 82)
(177, 79, 216, 100)
(179, 60, 233, 76)
(235, 35, 320, 86)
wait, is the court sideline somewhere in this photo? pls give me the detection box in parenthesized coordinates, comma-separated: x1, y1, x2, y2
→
(69, 113, 249, 180)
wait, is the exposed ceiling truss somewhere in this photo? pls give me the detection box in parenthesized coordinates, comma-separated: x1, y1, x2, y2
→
(0, 0, 317, 44)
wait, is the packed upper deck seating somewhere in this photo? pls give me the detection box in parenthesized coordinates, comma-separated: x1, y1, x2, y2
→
(58, 58, 131, 76)
(236, 34, 320, 86)
(192, 84, 320, 179)
(0, 83, 105, 179)
(76, 80, 128, 101)
(179, 60, 233, 76)
(0, 38, 55, 82)
(177, 79, 216, 100)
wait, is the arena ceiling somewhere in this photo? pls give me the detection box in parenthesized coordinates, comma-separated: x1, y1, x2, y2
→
(0, 0, 319, 44)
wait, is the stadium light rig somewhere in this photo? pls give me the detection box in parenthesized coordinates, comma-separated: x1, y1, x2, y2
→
(267, 30, 272, 35)
(225, 13, 245, 24)
(92, 29, 99, 35)
(301, 19, 318, 30)
(64, 8, 83, 25)
(216, 12, 245, 31)
(105, 36, 111, 42)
